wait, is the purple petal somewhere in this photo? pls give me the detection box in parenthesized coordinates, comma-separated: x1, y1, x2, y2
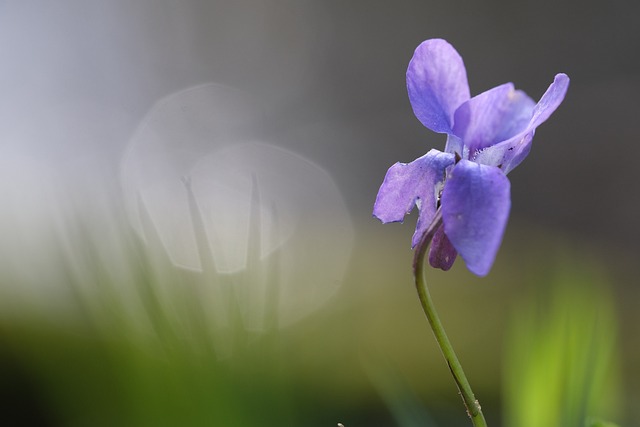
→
(441, 160, 510, 276)
(407, 39, 470, 134)
(473, 73, 570, 173)
(453, 83, 535, 157)
(444, 134, 464, 157)
(473, 131, 535, 174)
(373, 149, 455, 247)
(428, 225, 458, 270)
(530, 73, 571, 128)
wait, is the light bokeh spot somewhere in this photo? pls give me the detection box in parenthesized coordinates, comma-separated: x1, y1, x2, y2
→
(121, 84, 354, 328)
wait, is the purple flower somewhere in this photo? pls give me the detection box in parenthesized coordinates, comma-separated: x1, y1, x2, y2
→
(373, 39, 569, 276)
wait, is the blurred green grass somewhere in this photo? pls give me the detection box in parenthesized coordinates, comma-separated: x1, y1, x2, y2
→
(0, 216, 638, 426)
(503, 251, 622, 427)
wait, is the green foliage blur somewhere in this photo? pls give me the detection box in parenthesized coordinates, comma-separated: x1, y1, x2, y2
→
(502, 256, 622, 427)
(0, 217, 636, 426)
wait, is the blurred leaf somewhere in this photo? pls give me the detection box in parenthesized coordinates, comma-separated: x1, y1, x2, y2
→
(502, 255, 622, 427)
(585, 417, 620, 427)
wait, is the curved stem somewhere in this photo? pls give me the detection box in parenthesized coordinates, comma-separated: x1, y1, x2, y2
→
(413, 210, 488, 427)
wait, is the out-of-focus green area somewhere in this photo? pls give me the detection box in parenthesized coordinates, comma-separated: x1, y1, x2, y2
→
(0, 216, 637, 426)
(503, 252, 622, 427)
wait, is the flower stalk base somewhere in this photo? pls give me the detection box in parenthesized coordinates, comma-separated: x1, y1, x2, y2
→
(413, 210, 488, 427)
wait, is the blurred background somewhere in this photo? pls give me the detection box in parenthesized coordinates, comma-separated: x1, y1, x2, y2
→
(0, 1, 638, 426)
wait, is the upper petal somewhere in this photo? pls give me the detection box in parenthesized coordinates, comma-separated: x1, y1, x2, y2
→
(373, 149, 455, 247)
(530, 73, 571, 129)
(407, 39, 470, 134)
(473, 73, 570, 173)
(444, 133, 465, 158)
(441, 160, 511, 276)
(452, 83, 535, 156)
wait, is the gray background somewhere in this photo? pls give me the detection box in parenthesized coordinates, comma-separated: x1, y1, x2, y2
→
(2, 0, 638, 252)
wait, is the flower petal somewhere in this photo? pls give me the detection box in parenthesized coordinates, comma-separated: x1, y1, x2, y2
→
(428, 225, 458, 270)
(453, 83, 535, 157)
(441, 160, 511, 276)
(407, 39, 470, 134)
(473, 131, 535, 174)
(373, 149, 455, 247)
(473, 73, 570, 173)
(444, 134, 465, 158)
(530, 73, 570, 128)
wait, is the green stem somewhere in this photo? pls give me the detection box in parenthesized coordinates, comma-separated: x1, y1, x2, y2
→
(413, 210, 488, 427)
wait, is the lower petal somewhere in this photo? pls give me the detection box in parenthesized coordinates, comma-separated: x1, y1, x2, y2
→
(441, 160, 511, 276)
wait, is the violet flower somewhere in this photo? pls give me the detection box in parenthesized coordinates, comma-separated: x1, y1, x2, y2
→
(373, 39, 569, 276)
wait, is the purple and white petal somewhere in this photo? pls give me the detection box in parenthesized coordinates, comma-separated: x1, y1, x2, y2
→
(453, 83, 535, 157)
(473, 74, 569, 173)
(441, 160, 511, 276)
(444, 133, 465, 157)
(474, 131, 535, 174)
(428, 225, 458, 270)
(373, 149, 455, 247)
(407, 39, 470, 134)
